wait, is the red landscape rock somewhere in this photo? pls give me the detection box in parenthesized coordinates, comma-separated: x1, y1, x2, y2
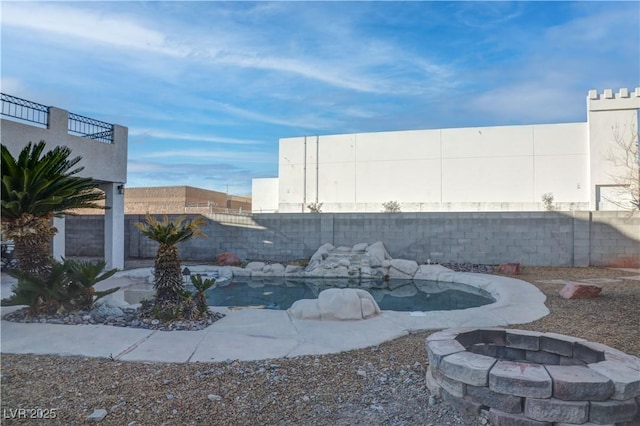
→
(498, 263, 521, 275)
(215, 252, 242, 266)
(559, 282, 603, 299)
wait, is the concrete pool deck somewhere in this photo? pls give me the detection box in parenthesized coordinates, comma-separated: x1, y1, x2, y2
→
(0, 272, 549, 363)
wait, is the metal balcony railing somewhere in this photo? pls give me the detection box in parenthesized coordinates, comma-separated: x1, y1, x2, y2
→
(67, 112, 114, 143)
(0, 93, 49, 126)
(1, 93, 114, 144)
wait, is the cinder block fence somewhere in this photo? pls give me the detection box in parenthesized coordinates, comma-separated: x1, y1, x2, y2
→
(65, 211, 639, 267)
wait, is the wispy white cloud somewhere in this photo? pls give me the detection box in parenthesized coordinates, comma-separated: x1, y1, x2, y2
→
(1, 2, 455, 97)
(1, 3, 186, 57)
(142, 149, 276, 164)
(129, 129, 264, 145)
(3, 1, 637, 194)
(204, 101, 336, 130)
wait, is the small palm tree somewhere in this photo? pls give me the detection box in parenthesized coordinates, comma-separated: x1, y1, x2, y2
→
(190, 274, 216, 315)
(2, 258, 119, 314)
(135, 214, 207, 307)
(1, 141, 105, 279)
(64, 258, 119, 310)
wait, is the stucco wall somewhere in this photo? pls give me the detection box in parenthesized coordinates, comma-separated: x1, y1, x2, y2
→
(277, 122, 590, 213)
(1, 107, 127, 184)
(263, 88, 639, 213)
(587, 88, 640, 210)
(252, 178, 280, 212)
(65, 211, 639, 268)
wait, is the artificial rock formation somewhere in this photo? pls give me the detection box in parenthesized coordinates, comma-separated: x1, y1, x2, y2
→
(287, 288, 381, 320)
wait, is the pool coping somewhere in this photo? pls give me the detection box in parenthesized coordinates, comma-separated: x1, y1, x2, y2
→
(113, 266, 550, 329)
(0, 271, 550, 363)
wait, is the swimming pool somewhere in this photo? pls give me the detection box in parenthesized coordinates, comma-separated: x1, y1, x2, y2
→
(196, 277, 495, 311)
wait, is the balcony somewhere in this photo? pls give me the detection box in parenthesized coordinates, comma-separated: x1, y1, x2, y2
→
(1, 93, 114, 144)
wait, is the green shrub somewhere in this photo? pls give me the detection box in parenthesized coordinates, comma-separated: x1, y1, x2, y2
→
(1, 258, 119, 314)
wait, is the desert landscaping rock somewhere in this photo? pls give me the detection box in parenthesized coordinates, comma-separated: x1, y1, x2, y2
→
(214, 252, 241, 266)
(2, 265, 639, 425)
(559, 282, 603, 299)
(3, 305, 225, 331)
(497, 263, 521, 275)
(86, 409, 108, 422)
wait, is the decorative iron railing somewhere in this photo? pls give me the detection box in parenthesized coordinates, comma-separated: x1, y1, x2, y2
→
(1, 93, 114, 144)
(0, 93, 49, 126)
(67, 112, 114, 143)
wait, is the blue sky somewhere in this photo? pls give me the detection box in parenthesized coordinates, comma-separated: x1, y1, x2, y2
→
(1, 1, 638, 196)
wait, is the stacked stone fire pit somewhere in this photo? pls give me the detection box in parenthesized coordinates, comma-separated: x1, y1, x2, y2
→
(426, 328, 640, 425)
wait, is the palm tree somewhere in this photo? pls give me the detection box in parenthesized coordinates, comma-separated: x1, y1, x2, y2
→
(1, 141, 105, 279)
(190, 274, 216, 315)
(135, 214, 207, 307)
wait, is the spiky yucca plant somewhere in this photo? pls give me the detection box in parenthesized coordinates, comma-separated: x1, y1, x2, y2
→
(135, 215, 207, 307)
(1, 141, 105, 279)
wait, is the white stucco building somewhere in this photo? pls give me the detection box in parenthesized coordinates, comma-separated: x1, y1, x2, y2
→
(253, 88, 640, 213)
(1, 94, 128, 269)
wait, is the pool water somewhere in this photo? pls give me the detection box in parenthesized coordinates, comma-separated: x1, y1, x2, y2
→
(197, 278, 495, 312)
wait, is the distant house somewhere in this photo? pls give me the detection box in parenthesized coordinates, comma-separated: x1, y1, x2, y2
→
(124, 186, 251, 215)
(253, 88, 640, 213)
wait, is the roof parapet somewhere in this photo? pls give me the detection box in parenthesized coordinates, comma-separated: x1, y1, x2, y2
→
(588, 87, 640, 100)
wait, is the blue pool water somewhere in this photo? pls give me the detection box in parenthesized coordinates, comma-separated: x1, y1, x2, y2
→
(197, 277, 495, 312)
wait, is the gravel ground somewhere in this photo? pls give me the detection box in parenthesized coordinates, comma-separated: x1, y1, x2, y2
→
(1, 266, 639, 425)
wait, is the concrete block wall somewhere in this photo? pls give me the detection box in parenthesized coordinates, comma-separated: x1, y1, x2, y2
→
(590, 211, 640, 267)
(64, 211, 639, 267)
(65, 216, 105, 257)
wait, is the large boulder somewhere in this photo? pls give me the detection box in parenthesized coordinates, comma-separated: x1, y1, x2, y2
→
(284, 264, 305, 277)
(388, 259, 419, 279)
(498, 263, 521, 275)
(91, 302, 124, 321)
(352, 242, 368, 252)
(245, 261, 266, 271)
(413, 264, 453, 281)
(559, 282, 602, 299)
(217, 266, 233, 282)
(230, 266, 251, 277)
(288, 288, 381, 320)
(366, 241, 392, 267)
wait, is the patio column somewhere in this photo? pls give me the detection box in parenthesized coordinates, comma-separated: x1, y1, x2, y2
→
(103, 182, 125, 270)
(52, 216, 65, 261)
